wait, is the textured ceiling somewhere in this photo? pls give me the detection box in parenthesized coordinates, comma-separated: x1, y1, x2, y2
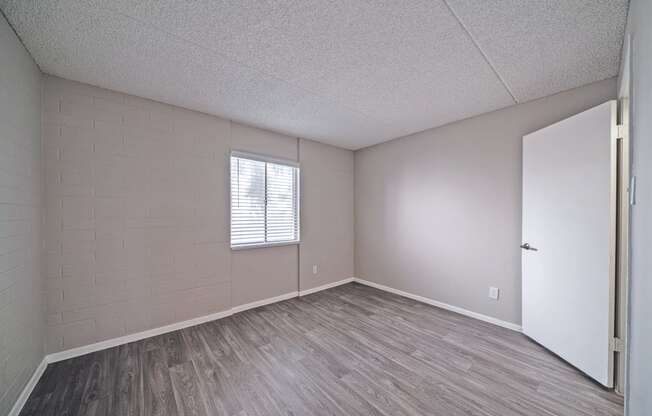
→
(0, 0, 628, 149)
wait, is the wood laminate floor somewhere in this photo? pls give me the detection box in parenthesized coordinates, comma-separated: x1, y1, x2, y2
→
(20, 283, 623, 416)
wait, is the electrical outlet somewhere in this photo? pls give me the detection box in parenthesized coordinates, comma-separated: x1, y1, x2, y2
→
(488, 287, 500, 300)
(312, 265, 318, 275)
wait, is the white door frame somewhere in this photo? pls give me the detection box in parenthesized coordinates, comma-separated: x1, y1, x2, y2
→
(615, 34, 632, 396)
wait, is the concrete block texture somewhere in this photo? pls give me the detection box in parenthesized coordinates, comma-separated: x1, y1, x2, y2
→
(42, 75, 354, 353)
(0, 13, 44, 416)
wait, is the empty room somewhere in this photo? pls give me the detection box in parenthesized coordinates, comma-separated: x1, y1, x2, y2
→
(1, 1, 650, 415)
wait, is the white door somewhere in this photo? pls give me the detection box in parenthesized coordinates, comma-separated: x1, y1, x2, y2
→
(522, 101, 617, 387)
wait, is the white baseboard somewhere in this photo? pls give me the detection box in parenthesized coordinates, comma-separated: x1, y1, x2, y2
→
(231, 291, 298, 314)
(11, 277, 520, 415)
(46, 283, 346, 366)
(46, 308, 234, 363)
(11, 289, 301, 416)
(8, 356, 48, 416)
(48, 290, 299, 363)
(352, 278, 522, 332)
(299, 277, 355, 296)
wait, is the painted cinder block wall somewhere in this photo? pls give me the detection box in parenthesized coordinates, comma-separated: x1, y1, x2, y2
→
(0, 13, 44, 415)
(42, 75, 354, 353)
(37, 73, 620, 353)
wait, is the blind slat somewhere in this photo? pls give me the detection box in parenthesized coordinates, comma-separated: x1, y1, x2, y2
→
(231, 155, 299, 247)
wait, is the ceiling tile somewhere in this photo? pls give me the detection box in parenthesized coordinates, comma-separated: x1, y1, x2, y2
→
(445, 0, 628, 102)
(1, 0, 396, 148)
(0, 0, 627, 148)
(86, 0, 516, 141)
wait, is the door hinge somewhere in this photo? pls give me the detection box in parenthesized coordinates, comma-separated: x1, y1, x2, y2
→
(630, 176, 637, 206)
(617, 124, 626, 139)
(610, 337, 624, 352)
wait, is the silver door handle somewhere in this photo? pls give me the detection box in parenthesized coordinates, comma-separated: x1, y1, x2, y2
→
(520, 243, 538, 251)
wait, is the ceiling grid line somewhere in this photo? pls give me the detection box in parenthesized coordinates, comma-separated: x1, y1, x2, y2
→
(1, 0, 628, 149)
(442, 0, 519, 104)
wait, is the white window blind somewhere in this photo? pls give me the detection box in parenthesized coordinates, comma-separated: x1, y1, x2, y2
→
(230, 152, 300, 248)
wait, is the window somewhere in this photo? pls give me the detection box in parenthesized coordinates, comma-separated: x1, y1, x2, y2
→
(230, 151, 300, 249)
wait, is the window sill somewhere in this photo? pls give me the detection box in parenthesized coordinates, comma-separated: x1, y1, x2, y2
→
(230, 240, 300, 251)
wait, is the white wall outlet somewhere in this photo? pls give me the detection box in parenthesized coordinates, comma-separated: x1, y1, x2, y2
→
(312, 265, 318, 275)
(489, 287, 500, 300)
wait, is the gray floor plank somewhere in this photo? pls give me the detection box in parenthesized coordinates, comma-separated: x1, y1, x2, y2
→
(169, 361, 209, 416)
(19, 283, 624, 416)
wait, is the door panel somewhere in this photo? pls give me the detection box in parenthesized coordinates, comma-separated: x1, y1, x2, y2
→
(522, 101, 617, 387)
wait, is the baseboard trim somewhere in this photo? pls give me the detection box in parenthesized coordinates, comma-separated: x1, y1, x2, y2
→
(39, 280, 358, 363)
(8, 356, 48, 416)
(352, 278, 522, 332)
(231, 291, 298, 314)
(11, 289, 301, 415)
(48, 290, 299, 364)
(299, 277, 355, 296)
(47, 308, 233, 363)
(13, 278, 520, 415)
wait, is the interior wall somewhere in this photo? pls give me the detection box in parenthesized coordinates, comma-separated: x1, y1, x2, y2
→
(355, 78, 617, 326)
(299, 139, 354, 292)
(621, 0, 652, 414)
(42, 75, 354, 354)
(228, 123, 299, 307)
(0, 12, 44, 415)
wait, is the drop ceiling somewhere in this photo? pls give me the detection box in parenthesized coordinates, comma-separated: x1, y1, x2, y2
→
(0, 0, 628, 149)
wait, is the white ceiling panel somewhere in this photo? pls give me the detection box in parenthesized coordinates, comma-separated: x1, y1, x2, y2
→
(0, 0, 395, 148)
(445, 0, 629, 102)
(0, 0, 628, 149)
(87, 0, 515, 131)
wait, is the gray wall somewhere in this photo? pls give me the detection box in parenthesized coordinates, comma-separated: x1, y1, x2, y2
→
(0, 12, 44, 415)
(42, 75, 354, 353)
(622, 0, 651, 414)
(355, 78, 616, 326)
(299, 139, 354, 292)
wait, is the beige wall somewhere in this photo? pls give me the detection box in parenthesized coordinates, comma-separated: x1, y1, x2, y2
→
(621, 0, 652, 414)
(0, 13, 44, 415)
(42, 75, 354, 353)
(355, 78, 617, 326)
(299, 139, 354, 292)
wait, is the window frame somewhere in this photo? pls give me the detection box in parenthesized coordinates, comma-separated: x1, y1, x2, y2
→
(229, 150, 301, 250)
